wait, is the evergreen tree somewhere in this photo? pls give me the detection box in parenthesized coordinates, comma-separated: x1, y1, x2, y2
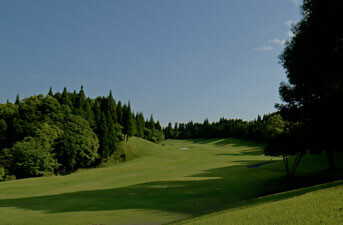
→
(76, 85, 86, 110)
(15, 94, 20, 105)
(164, 122, 174, 139)
(174, 122, 178, 138)
(117, 101, 123, 125)
(48, 86, 53, 96)
(106, 111, 119, 156)
(155, 121, 162, 131)
(123, 102, 134, 141)
(84, 98, 95, 129)
(61, 87, 72, 107)
(135, 112, 145, 138)
(107, 90, 117, 123)
(98, 112, 109, 160)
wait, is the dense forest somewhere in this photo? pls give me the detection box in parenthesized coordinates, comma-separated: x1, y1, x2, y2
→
(164, 115, 274, 141)
(0, 87, 163, 180)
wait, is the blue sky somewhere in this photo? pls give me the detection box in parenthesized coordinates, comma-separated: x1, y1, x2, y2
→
(0, 0, 301, 125)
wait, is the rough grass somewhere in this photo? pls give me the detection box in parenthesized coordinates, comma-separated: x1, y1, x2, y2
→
(0, 137, 341, 225)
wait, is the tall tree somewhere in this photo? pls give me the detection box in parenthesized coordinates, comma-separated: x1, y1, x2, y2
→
(123, 102, 134, 141)
(48, 86, 53, 96)
(135, 112, 145, 138)
(15, 94, 20, 105)
(61, 87, 72, 107)
(116, 101, 123, 126)
(277, 0, 343, 169)
(107, 90, 117, 123)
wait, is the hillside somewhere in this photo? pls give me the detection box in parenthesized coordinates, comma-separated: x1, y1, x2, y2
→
(174, 181, 343, 225)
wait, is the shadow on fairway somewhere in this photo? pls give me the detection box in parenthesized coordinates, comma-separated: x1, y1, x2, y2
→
(190, 138, 265, 148)
(0, 160, 339, 217)
(216, 147, 263, 156)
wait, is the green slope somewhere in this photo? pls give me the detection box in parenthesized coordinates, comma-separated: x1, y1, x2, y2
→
(174, 181, 343, 225)
(0, 137, 340, 225)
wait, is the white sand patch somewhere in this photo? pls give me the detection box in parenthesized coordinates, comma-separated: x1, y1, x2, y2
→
(180, 147, 189, 150)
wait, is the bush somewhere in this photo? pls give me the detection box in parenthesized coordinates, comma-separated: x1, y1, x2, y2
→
(2, 137, 59, 178)
(0, 166, 5, 181)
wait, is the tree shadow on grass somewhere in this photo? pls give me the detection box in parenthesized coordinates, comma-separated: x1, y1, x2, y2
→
(190, 138, 265, 149)
(0, 160, 340, 218)
(216, 147, 264, 156)
(189, 138, 221, 145)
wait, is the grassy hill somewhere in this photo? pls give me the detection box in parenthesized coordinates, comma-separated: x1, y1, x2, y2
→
(174, 181, 343, 225)
(0, 137, 341, 225)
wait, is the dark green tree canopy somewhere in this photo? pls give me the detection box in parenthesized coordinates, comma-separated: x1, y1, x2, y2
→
(278, 0, 343, 153)
(265, 0, 343, 173)
(0, 87, 164, 180)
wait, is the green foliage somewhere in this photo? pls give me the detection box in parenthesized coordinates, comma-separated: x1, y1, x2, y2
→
(123, 102, 134, 140)
(54, 115, 99, 174)
(135, 112, 145, 138)
(1, 137, 58, 178)
(0, 119, 7, 149)
(0, 86, 162, 179)
(15, 94, 20, 105)
(264, 120, 308, 175)
(116, 100, 123, 125)
(263, 114, 285, 139)
(165, 115, 273, 141)
(0, 166, 5, 181)
(277, 0, 343, 169)
(142, 115, 164, 143)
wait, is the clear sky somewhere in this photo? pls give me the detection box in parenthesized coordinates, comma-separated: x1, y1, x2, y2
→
(0, 0, 301, 125)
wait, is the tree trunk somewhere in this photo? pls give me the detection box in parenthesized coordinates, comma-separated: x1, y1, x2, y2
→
(283, 153, 304, 176)
(283, 155, 290, 175)
(326, 149, 335, 170)
(290, 153, 304, 175)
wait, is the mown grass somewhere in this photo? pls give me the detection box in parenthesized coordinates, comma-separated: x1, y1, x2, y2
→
(0, 137, 341, 225)
(174, 181, 343, 225)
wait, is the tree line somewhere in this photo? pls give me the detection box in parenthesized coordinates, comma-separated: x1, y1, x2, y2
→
(164, 115, 275, 141)
(0, 86, 164, 180)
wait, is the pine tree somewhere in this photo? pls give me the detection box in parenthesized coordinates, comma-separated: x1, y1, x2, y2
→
(117, 101, 123, 126)
(148, 115, 155, 131)
(48, 87, 53, 96)
(77, 85, 86, 109)
(61, 87, 72, 107)
(174, 122, 178, 138)
(98, 112, 109, 160)
(155, 121, 162, 131)
(123, 102, 134, 141)
(106, 111, 119, 156)
(84, 98, 95, 129)
(15, 94, 20, 105)
(107, 91, 117, 123)
(135, 112, 145, 138)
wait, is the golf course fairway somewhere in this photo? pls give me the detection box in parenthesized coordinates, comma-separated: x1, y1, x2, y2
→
(0, 137, 340, 225)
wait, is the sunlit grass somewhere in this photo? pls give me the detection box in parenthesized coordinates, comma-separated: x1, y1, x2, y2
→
(0, 137, 340, 225)
(174, 181, 343, 225)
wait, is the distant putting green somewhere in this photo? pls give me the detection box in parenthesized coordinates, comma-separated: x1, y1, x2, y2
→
(0, 138, 339, 225)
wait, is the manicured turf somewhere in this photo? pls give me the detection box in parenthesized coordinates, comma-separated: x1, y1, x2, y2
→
(174, 181, 343, 225)
(0, 138, 340, 225)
